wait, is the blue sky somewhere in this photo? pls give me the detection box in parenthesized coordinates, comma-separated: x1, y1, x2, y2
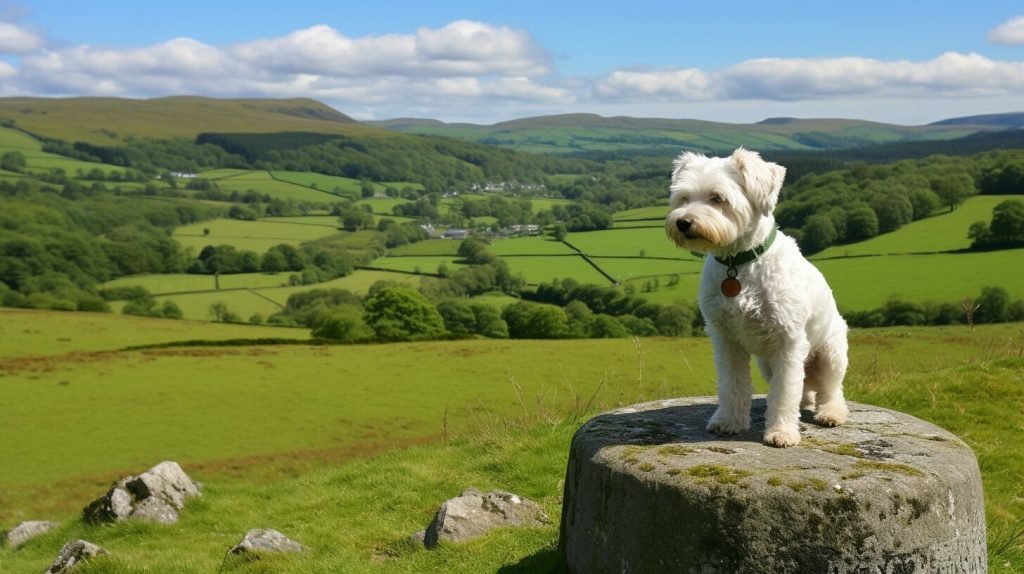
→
(2, 0, 1023, 124)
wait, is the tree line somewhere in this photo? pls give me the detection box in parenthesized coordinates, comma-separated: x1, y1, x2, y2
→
(776, 150, 1024, 254)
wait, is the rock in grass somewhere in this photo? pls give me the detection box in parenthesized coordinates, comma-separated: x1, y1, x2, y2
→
(423, 488, 550, 549)
(230, 529, 307, 555)
(82, 461, 200, 525)
(44, 540, 107, 574)
(4, 520, 58, 548)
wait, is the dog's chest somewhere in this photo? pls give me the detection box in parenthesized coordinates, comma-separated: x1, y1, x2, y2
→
(699, 264, 789, 350)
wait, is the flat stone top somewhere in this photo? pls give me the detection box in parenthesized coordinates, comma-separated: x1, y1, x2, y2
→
(573, 396, 977, 493)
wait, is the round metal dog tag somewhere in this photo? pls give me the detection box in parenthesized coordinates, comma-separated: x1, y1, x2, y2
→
(721, 277, 741, 297)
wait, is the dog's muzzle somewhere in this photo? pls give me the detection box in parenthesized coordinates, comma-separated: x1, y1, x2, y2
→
(675, 218, 698, 239)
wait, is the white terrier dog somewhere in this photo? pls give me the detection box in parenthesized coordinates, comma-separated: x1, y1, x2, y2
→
(665, 148, 849, 447)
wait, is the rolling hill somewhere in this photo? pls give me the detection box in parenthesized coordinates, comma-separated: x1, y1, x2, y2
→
(366, 112, 1018, 156)
(0, 96, 388, 145)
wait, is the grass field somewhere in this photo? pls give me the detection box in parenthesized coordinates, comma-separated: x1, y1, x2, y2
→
(594, 257, 702, 283)
(0, 312, 1020, 572)
(173, 218, 344, 253)
(490, 236, 576, 256)
(125, 270, 426, 321)
(0, 309, 308, 359)
(0, 126, 133, 178)
(354, 197, 413, 214)
(389, 239, 463, 256)
(568, 227, 698, 260)
(198, 170, 342, 203)
(813, 195, 1018, 258)
(104, 273, 291, 294)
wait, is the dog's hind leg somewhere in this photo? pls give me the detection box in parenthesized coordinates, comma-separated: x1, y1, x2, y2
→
(809, 337, 849, 427)
(706, 331, 753, 435)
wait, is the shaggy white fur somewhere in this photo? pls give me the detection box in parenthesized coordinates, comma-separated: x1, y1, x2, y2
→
(665, 148, 849, 447)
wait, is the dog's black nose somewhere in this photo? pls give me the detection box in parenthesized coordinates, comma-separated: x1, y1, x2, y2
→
(675, 219, 692, 232)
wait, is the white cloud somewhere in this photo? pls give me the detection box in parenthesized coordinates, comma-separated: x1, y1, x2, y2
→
(595, 53, 1024, 103)
(988, 15, 1024, 44)
(0, 21, 41, 54)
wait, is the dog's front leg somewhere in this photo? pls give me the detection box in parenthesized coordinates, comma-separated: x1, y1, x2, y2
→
(763, 336, 810, 447)
(706, 331, 752, 435)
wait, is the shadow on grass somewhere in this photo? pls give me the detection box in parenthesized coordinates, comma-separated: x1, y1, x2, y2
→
(497, 544, 565, 574)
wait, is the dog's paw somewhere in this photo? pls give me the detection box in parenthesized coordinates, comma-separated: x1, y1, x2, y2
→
(706, 413, 749, 435)
(763, 427, 801, 448)
(814, 403, 849, 427)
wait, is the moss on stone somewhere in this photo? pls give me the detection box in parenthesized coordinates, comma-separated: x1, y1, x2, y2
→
(686, 464, 752, 485)
(854, 460, 924, 477)
(657, 445, 696, 456)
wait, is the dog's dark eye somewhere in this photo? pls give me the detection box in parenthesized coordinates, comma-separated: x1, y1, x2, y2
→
(711, 194, 724, 204)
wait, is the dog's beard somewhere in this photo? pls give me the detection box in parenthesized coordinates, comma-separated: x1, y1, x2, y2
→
(665, 209, 741, 253)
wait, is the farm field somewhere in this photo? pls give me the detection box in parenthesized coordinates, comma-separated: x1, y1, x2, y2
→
(568, 227, 697, 260)
(812, 195, 1017, 258)
(354, 196, 412, 214)
(197, 170, 341, 203)
(490, 236, 576, 256)
(104, 273, 291, 294)
(388, 239, 462, 256)
(0, 308, 308, 359)
(173, 217, 344, 253)
(595, 257, 702, 283)
(0, 126, 133, 178)
(131, 269, 426, 321)
(0, 315, 1020, 572)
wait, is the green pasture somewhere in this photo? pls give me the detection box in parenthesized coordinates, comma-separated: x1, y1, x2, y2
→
(490, 236, 575, 256)
(568, 227, 697, 260)
(0, 320, 1021, 572)
(813, 195, 1019, 258)
(260, 215, 340, 228)
(505, 255, 610, 285)
(0, 126, 133, 178)
(104, 273, 291, 295)
(613, 205, 668, 221)
(199, 170, 340, 203)
(197, 168, 251, 179)
(389, 239, 462, 256)
(143, 270, 427, 321)
(530, 197, 574, 213)
(628, 248, 1024, 310)
(270, 170, 365, 199)
(369, 256, 462, 275)
(817, 249, 1024, 310)
(354, 196, 412, 214)
(0, 308, 308, 359)
(594, 257, 702, 283)
(173, 218, 343, 253)
(157, 289, 285, 322)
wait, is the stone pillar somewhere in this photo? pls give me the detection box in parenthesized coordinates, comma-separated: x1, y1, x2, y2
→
(559, 397, 986, 574)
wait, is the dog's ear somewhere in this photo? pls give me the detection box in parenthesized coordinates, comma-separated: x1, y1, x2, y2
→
(671, 151, 704, 180)
(730, 147, 785, 214)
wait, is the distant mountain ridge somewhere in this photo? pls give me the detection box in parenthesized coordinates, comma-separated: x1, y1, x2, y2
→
(368, 111, 1024, 156)
(1, 95, 1019, 156)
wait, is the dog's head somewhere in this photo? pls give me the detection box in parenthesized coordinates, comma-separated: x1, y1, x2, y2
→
(664, 147, 785, 254)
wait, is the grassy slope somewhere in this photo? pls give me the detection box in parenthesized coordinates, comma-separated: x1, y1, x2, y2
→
(172, 218, 344, 253)
(0, 126, 132, 176)
(812, 195, 1018, 258)
(0, 315, 1020, 573)
(0, 97, 389, 146)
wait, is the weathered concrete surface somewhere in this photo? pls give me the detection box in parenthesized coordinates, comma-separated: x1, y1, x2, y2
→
(559, 396, 987, 574)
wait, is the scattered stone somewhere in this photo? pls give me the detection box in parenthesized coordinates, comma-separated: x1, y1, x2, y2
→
(422, 488, 550, 549)
(82, 461, 200, 525)
(4, 520, 58, 548)
(44, 540, 107, 574)
(408, 530, 426, 546)
(230, 529, 307, 555)
(560, 396, 988, 574)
